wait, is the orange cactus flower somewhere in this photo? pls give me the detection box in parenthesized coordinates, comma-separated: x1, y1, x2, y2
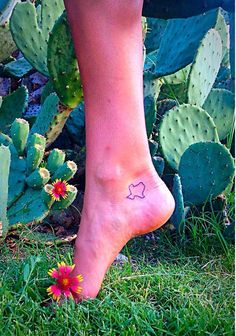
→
(50, 179, 68, 201)
(47, 262, 83, 301)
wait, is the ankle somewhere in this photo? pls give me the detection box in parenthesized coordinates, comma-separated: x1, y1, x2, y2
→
(86, 161, 162, 199)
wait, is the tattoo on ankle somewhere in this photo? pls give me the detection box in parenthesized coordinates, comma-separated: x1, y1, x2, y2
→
(126, 182, 146, 200)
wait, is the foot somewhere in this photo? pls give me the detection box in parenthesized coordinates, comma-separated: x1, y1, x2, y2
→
(72, 165, 175, 300)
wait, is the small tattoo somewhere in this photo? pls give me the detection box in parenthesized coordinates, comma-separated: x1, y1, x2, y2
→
(126, 182, 146, 200)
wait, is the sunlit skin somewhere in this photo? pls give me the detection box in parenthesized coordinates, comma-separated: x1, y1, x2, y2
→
(63, 0, 175, 300)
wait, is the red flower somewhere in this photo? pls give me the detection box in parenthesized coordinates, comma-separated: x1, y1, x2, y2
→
(47, 262, 83, 301)
(50, 179, 68, 201)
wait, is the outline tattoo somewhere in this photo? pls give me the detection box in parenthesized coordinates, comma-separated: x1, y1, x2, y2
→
(126, 182, 146, 200)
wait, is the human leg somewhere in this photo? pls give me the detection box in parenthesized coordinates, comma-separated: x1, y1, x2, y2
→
(64, 0, 175, 299)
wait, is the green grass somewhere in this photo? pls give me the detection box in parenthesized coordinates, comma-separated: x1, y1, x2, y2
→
(0, 210, 234, 336)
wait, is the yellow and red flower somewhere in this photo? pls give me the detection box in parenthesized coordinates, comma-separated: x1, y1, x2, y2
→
(50, 179, 68, 201)
(47, 262, 83, 301)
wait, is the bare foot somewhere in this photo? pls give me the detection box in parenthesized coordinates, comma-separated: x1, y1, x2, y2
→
(71, 166, 175, 300)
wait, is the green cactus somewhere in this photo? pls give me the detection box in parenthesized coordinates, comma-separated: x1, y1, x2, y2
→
(10, 118, 29, 155)
(0, 145, 10, 238)
(1, 118, 78, 227)
(3, 57, 33, 78)
(144, 18, 167, 53)
(0, 23, 16, 62)
(156, 99, 177, 124)
(142, 0, 234, 19)
(0, 0, 19, 24)
(150, 9, 219, 77)
(152, 156, 165, 176)
(0, 86, 28, 133)
(203, 88, 235, 140)
(10, 0, 64, 75)
(143, 76, 162, 100)
(229, 12, 235, 80)
(159, 104, 219, 170)
(170, 174, 185, 232)
(144, 96, 156, 138)
(179, 142, 234, 205)
(47, 12, 83, 108)
(187, 29, 222, 107)
(30, 93, 71, 146)
(215, 11, 229, 66)
(65, 102, 85, 146)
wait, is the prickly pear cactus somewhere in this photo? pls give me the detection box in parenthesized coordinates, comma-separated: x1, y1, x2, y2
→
(0, 118, 78, 227)
(0, 145, 10, 238)
(0, 23, 16, 62)
(3, 57, 33, 78)
(47, 12, 83, 108)
(203, 88, 235, 140)
(159, 104, 219, 170)
(0, 86, 28, 133)
(0, 0, 20, 24)
(179, 142, 234, 205)
(30, 93, 71, 146)
(142, 0, 234, 19)
(151, 9, 219, 77)
(187, 29, 222, 107)
(144, 96, 156, 138)
(144, 18, 167, 53)
(10, 0, 64, 75)
(65, 102, 85, 146)
(170, 174, 185, 232)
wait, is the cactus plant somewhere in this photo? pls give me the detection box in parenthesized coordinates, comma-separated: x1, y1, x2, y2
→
(150, 9, 219, 77)
(142, 0, 234, 19)
(144, 95, 156, 138)
(30, 93, 71, 146)
(0, 23, 16, 62)
(0, 118, 78, 227)
(179, 141, 234, 205)
(187, 29, 222, 107)
(3, 57, 33, 78)
(0, 86, 28, 133)
(152, 156, 165, 176)
(47, 12, 83, 108)
(65, 102, 85, 146)
(203, 88, 235, 140)
(0, 145, 10, 238)
(170, 174, 185, 232)
(159, 104, 219, 170)
(0, 0, 20, 24)
(144, 18, 167, 53)
(10, 0, 64, 75)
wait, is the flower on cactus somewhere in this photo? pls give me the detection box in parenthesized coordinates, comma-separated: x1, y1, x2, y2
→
(50, 179, 68, 201)
(47, 262, 83, 301)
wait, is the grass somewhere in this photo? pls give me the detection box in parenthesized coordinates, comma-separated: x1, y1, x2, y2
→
(0, 209, 234, 336)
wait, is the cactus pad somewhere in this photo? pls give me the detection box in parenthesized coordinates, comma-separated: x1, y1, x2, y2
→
(152, 9, 218, 77)
(179, 142, 234, 205)
(159, 104, 219, 170)
(0, 86, 28, 133)
(0, 0, 20, 24)
(47, 12, 83, 108)
(203, 88, 235, 140)
(144, 18, 167, 53)
(0, 23, 16, 62)
(10, 0, 64, 75)
(170, 174, 185, 232)
(0, 145, 10, 237)
(144, 96, 156, 138)
(187, 29, 222, 107)
(3, 57, 33, 78)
